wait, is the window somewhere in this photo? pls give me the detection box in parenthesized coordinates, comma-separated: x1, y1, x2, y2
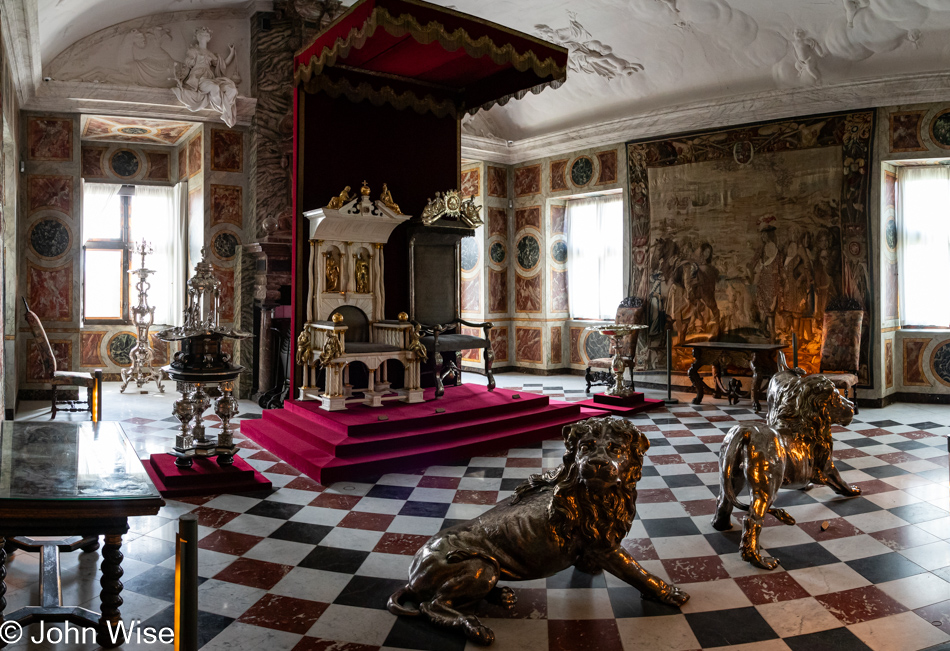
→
(566, 194, 623, 320)
(82, 182, 185, 325)
(897, 167, 950, 327)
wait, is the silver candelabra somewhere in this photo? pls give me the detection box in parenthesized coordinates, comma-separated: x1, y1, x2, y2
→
(121, 239, 166, 393)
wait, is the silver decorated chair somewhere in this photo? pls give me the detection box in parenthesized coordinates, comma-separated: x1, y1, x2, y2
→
(586, 297, 645, 393)
(816, 299, 864, 414)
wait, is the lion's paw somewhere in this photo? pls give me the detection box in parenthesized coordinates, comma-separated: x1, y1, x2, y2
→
(845, 484, 862, 496)
(465, 622, 495, 646)
(641, 585, 689, 607)
(743, 551, 780, 570)
(494, 586, 517, 608)
(769, 508, 796, 526)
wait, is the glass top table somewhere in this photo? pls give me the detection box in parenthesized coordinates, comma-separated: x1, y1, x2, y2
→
(0, 420, 161, 501)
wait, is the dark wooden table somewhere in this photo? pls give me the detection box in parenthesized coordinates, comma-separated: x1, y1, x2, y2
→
(0, 421, 164, 647)
(679, 342, 786, 413)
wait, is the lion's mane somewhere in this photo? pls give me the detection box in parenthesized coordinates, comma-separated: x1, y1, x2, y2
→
(766, 372, 840, 439)
(511, 417, 647, 553)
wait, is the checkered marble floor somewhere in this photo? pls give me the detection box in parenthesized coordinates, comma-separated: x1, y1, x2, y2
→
(7, 380, 950, 651)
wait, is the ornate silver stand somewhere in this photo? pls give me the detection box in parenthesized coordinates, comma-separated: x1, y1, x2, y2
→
(121, 239, 165, 393)
(157, 247, 249, 468)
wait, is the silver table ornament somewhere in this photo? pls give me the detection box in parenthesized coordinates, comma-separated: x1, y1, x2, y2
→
(156, 247, 250, 468)
(120, 239, 166, 393)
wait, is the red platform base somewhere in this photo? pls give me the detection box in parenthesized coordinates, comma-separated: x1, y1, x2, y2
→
(575, 391, 664, 414)
(240, 385, 589, 484)
(143, 453, 272, 498)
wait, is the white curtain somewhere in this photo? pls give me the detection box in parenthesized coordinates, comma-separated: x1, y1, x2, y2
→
(898, 166, 950, 327)
(566, 195, 623, 320)
(81, 182, 121, 241)
(129, 184, 184, 326)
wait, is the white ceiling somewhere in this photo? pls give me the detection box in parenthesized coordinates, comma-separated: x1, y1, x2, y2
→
(24, 0, 950, 158)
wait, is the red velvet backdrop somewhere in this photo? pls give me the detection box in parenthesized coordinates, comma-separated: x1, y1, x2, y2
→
(291, 90, 460, 395)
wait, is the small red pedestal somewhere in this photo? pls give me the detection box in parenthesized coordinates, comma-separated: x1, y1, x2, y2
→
(143, 453, 272, 498)
(576, 391, 663, 415)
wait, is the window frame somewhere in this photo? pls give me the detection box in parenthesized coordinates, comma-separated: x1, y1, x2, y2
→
(82, 192, 131, 325)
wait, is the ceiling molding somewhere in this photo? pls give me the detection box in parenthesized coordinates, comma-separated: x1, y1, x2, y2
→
(27, 81, 257, 127)
(1, 0, 42, 107)
(462, 70, 950, 166)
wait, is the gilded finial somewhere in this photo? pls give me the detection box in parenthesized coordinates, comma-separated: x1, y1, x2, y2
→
(361, 180, 371, 196)
(331, 312, 344, 324)
(397, 312, 408, 321)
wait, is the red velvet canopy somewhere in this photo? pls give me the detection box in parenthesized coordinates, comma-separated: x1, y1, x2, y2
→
(293, 0, 568, 117)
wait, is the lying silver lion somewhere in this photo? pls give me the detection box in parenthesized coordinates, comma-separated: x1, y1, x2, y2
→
(388, 416, 689, 645)
(713, 370, 861, 569)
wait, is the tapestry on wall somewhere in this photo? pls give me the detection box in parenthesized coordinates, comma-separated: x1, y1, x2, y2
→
(627, 110, 874, 386)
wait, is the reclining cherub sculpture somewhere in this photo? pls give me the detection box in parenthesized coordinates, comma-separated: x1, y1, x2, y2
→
(388, 416, 689, 645)
(713, 368, 860, 569)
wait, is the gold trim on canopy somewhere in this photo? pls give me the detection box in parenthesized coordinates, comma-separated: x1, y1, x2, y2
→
(295, 5, 567, 116)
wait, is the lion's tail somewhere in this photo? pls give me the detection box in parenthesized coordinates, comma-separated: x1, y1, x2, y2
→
(720, 425, 753, 512)
(387, 586, 421, 617)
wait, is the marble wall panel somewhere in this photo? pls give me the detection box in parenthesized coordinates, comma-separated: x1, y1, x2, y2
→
(514, 164, 541, 197)
(884, 338, 893, 389)
(487, 165, 507, 197)
(596, 150, 618, 184)
(213, 265, 235, 320)
(150, 333, 169, 366)
(188, 135, 202, 178)
(28, 175, 73, 216)
(461, 325, 481, 362)
(491, 326, 508, 362)
(81, 146, 107, 178)
(515, 327, 542, 363)
(890, 111, 927, 153)
(550, 159, 568, 192)
(489, 208, 507, 238)
(903, 338, 931, 386)
(178, 147, 188, 180)
(515, 206, 541, 232)
(514, 274, 541, 313)
(551, 270, 569, 312)
(211, 184, 243, 228)
(461, 275, 480, 313)
(489, 269, 508, 313)
(27, 340, 71, 381)
(144, 152, 170, 181)
(550, 204, 566, 235)
(211, 129, 243, 173)
(461, 168, 480, 197)
(27, 262, 71, 321)
(570, 327, 583, 364)
(80, 331, 105, 367)
(28, 117, 72, 161)
(551, 326, 562, 365)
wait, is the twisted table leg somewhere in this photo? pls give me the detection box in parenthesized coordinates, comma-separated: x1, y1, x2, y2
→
(97, 533, 124, 648)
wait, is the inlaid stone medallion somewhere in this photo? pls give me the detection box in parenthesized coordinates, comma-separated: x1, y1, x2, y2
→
(517, 235, 540, 271)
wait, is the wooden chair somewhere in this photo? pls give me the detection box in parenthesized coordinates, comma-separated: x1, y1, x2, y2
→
(23, 298, 101, 419)
(586, 297, 645, 393)
(817, 299, 864, 414)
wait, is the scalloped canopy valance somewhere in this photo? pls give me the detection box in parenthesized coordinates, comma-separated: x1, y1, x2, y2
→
(294, 0, 568, 118)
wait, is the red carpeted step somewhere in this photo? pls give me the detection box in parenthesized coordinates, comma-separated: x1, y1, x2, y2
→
(283, 386, 551, 437)
(240, 392, 588, 485)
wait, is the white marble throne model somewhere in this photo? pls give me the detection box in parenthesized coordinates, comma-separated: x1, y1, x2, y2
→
(297, 182, 425, 411)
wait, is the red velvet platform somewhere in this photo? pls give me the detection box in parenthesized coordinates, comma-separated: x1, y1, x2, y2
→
(240, 385, 590, 484)
(143, 453, 272, 498)
(575, 391, 663, 415)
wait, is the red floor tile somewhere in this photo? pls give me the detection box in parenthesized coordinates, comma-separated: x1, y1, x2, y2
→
(870, 525, 938, 551)
(834, 448, 870, 460)
(238, 593, 329, 634)
(453, 490, 499, 505)
(190, 506, 242, 528)
(637, 488, 677, 503)
(799, 517, 864, 542)
(198, 529, 264, 556)
(815, 585, 907, 625)
(876, 451, 917, 464)
(698, 434, 726, 445)
(859, 428, 893, 437)
(852, 479, 899, 495)
(621, 538, 659, 561)
(649, 454, 685, 465)
(682, 499, 718, 516)
(665, 430, 694, 438)
(506, 457, 543, 467)
(660, 555, 729, 583)
(266, 462, 302, 476)
(310, 493, 362, 510)
(337, 511, 396, 531)
(292, 638, 379, 651)
(284, 476, 326, 492)
(688, 462, 720, 474)
(248, 450, 282, 462)
(214, 557, 294, 590)
(734, 572, 810, 605)
(373, 533, 431, 555)
(901, 430, 936, 440)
